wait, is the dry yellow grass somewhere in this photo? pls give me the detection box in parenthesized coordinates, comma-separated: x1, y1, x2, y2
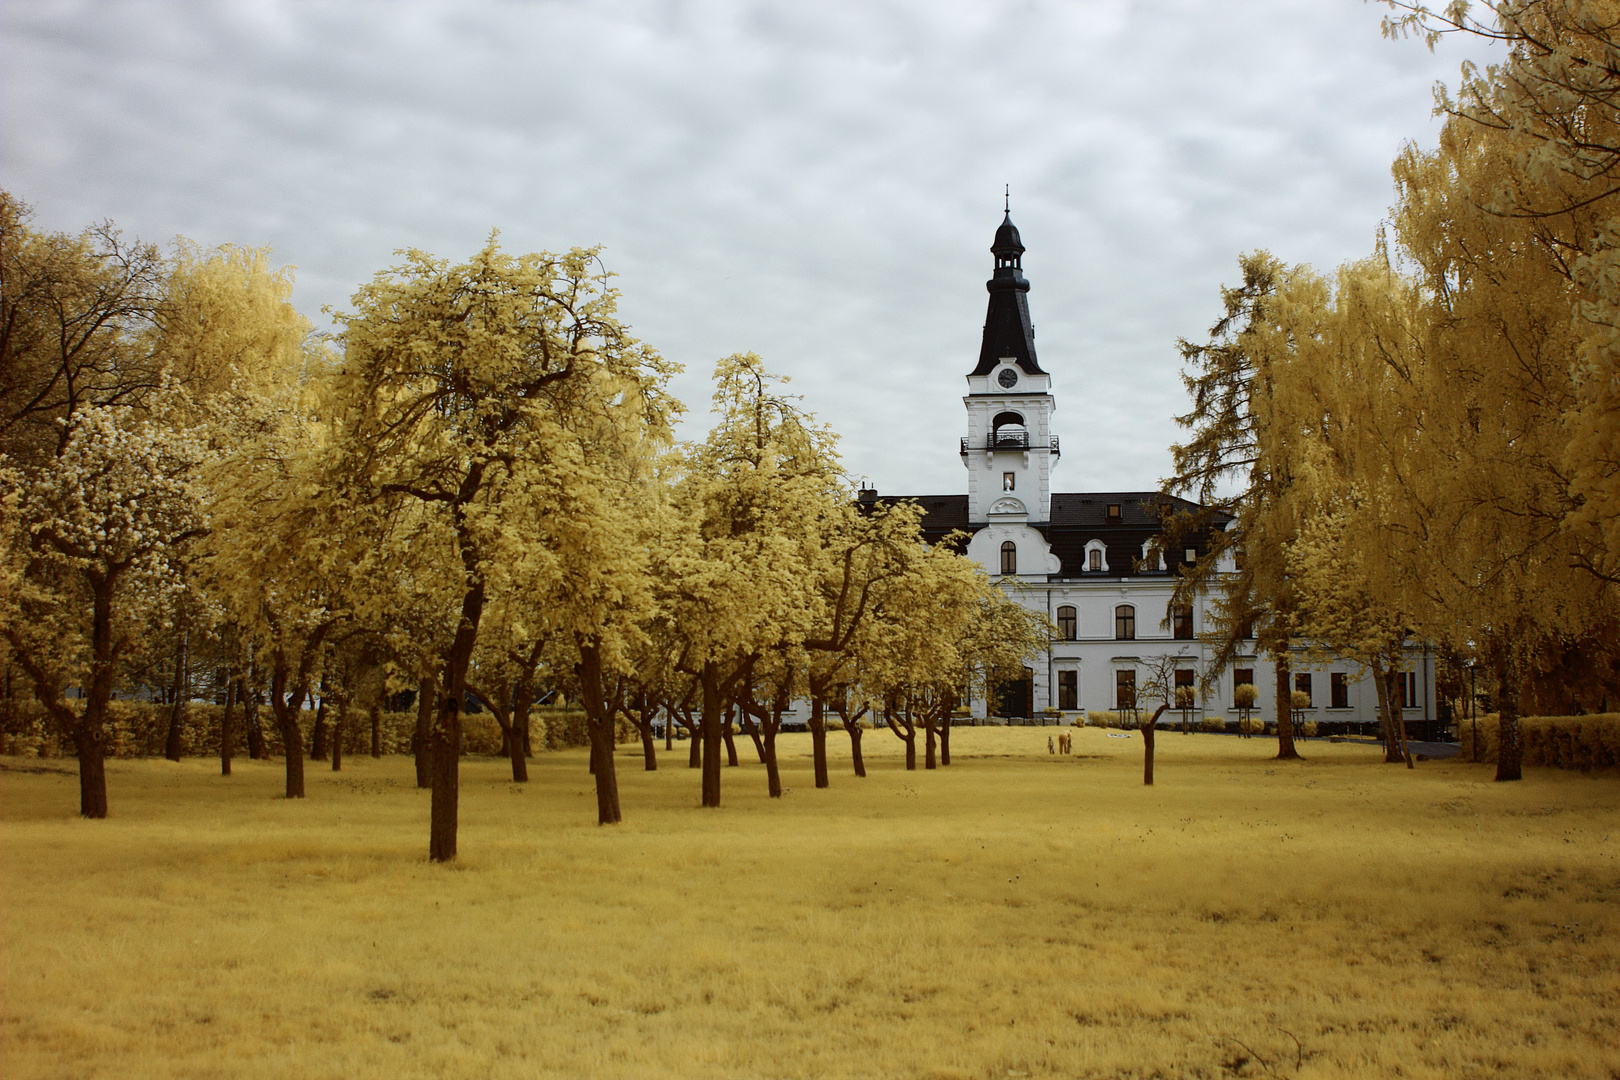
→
(3, 727, 1616, 1079)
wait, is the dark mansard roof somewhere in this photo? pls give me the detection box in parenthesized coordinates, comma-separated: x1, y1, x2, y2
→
(872, 491, 1228, 577)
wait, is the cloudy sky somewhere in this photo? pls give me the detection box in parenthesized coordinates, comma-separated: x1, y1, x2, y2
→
(2, 0, 1499, 498)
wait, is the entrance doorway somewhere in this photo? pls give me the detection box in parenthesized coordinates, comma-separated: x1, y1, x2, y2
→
(997, 667, 1034, 719)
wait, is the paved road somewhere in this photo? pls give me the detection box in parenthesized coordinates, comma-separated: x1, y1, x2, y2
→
(1325, 735, 1460, 759)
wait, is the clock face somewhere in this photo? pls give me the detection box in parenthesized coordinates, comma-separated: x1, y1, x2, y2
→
(997, 367, 1018, 388)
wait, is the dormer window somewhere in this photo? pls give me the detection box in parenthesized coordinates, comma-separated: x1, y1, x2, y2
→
(1106, 504, 1121, 523)
(1000, 541, 1017, 576)
(1088, 549, 1101, 572)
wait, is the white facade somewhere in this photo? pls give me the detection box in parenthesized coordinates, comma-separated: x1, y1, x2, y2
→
(918, 215, 1440, 732)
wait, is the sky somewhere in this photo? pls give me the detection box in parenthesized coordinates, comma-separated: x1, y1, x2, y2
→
(1, 0, 1501, 498)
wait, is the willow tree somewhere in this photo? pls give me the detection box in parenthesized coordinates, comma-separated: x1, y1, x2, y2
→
(332, 239, 675, 857)
(1384, 1, 1620, 587)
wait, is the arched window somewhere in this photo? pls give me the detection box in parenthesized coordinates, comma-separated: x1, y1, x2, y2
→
(1114, 604, 1135, 640)
(1000, 541, 1017, 576)
(1057, 605, 1077, 640)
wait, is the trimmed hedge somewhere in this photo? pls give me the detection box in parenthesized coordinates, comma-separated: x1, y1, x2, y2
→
(1458, 713, 1620, 771)
(0, 700, 594, 759)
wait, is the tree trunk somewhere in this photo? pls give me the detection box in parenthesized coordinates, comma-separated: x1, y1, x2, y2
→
(738, 711, 767, 763)
(431, 580, 485, 862)
(924, 715, 937, 770)
(331, 705, 343, 771)
(1496, 654, 1522, 782)
(575, 641, 621, 824)
(723, 707, 739, 767)
(763, 724, 782, 798)
(1375, 665, 1403, 764)
(310, 685, 329, 762)
(638, 696, 657, 771)
(904, 731, 916, 770)
(1142, 704, 1168, 786)
(369, 702, 382, 758)
(700, 663, 723, 808)
(687, 715, 702, 769)
(219, 676, 235, 777)
(414, 674, 434, 789)
(810, 695, 830, 789)
(1274, 656, 1300, 760)
(164, 635, 186, 762)
(940, 712, 952, 766)
(277, 711, 305, 799)
(70, 724, 110, 818)
(845, 718, 866, 777)
(243, 680, 264, 760)
(509, 677, 532, 783)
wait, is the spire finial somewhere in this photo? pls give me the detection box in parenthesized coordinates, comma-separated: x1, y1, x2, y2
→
(1004, 185, 1010, 214)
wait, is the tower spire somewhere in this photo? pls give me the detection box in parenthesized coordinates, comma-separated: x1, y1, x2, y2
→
(970, 209, 1043, 376)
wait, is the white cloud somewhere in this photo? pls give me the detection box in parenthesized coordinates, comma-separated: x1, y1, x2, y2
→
(1, 0, 1502, 497)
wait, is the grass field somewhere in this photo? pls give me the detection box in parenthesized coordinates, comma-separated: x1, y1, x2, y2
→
(3, 727, 1617, 1079)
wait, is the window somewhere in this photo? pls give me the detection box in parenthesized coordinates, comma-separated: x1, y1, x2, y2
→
(1398, 671, 1417, 709)
(1184, 548, 1197, 564)
(1114, 604, 1135, 640)
(1056, 605, 1077, 641)
(1239, 618, 1254, 640)
(1233, 667, 1254, 707)
(1106, 503, 1122, 523)
(1142, 549, 1161, 571)
(1058, 670, 1078, 711)
(1330, 672, 1348, 709)
(1002, 471, 1015, 491)
(1000, 541, 1017, 576)
(1088, 548, 1102, 572)
(1233, 547, 1247, 570)
(1172, 605, 1194, 640)
(1294, 672, 1312, 707)
(1175, 668, 1196, 709)
(1115, 669, 1136, 711)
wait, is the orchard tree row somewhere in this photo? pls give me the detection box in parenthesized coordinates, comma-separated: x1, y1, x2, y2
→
(0, 194, 1048, 858)
(1164, 1, 1620, 781)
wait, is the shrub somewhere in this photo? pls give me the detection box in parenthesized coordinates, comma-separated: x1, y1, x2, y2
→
(1200, 716, 1227, 733)
(538, 706, 590, 750)
(1458, 713, 1620, 770)
(1239, 716, 1267, 736)
(1234, 684, 1258, 709)
(1302, 720, 1320, 737)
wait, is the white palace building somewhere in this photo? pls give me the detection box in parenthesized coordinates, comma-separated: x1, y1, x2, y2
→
(863, 213, 1440, 731)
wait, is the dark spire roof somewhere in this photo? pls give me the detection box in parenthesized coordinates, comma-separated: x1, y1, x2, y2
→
(972, 212, 1044, 377)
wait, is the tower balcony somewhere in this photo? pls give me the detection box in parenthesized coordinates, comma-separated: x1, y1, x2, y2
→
(961, 433, 1060, 457)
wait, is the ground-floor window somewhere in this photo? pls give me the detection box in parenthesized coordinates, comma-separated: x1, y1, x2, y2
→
(1294, 672, 1312, 706)
(1175, 668, 1196, 708)
(1058, 670, 1077, 711)
(1398, 671, 1417, 709)
(1233, 667, 1254, 707)
(1115, 669, 1136, 711)
(1331, 672, 1348, 708)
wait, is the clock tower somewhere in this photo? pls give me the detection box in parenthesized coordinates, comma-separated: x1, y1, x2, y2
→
(961, 210, 1058, 528)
